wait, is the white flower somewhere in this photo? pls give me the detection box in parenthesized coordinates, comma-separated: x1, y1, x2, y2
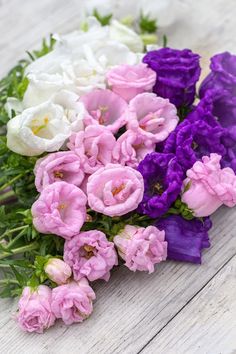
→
(52, 90, 85, 132)
(109, 20, 144, 53)
(7, 101, 71, 156)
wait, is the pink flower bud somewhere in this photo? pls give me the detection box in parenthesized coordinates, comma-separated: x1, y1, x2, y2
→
(44, 258, 72, 285)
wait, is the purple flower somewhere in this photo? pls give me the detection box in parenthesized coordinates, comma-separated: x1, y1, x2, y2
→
(155, 215, 212, 264)
(199, 52, 236, 98)
(143, 48, 201, 108)
(163, 101, 226, 171)
(137, 152, 184, 218)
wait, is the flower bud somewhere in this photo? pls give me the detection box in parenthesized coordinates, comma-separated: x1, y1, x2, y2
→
(45, 258, 72, 285)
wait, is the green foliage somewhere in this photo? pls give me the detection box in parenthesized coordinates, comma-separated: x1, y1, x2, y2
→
(162, 34, 168, 48)
(167, 198, 194, 220)
(93, 9, 113, 26)
(139, 12, 158, 34)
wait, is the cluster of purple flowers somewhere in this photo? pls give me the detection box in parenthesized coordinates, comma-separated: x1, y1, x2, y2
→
(139, 48, 236, 263)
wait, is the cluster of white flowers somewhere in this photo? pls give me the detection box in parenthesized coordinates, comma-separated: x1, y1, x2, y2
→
(6, 17, 145, 156)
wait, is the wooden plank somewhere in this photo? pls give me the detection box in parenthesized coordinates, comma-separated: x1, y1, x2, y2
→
(0, 207, 236, 354)
(141, 255, 236, 354)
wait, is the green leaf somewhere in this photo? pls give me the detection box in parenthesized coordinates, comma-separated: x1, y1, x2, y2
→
(139, 13, 157, 34)
(93, 9, 112, 26)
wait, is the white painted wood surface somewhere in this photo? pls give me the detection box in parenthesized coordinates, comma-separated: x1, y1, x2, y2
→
(0, 1, 236, 353)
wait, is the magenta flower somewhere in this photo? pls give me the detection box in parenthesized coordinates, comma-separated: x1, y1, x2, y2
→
(127, 93, 179, 143)
(68, 125, 116, 174)
(106, 63, 156, 102)
(113, 129, 156, 168)
(34, 151, 85, 192)
(17, 285, 55, 333)
(114, 225, 167, 273)
(51, 279, 95, 325)
(44, 258, 72, 285)
(87, 164, 144, 217)
(182, 153, 236, 217)
(64, 230, 118, 282)
(32, 181, 87, 239)
(80, 89, 128, 133)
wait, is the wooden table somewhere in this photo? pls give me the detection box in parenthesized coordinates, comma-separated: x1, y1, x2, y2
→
(0, 1, 236, 353)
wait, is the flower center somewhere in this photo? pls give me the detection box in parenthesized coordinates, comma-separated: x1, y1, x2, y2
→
(112, 183, 125, 196)
(91, 106, 109, 125)
(54, 170, 64, 179)
(58, 203, 67, 210)
(153, 182, 164, 195)
(192, 141, 198, 150)
(31, 116, 49, 135)
(83, 244, 95, 259)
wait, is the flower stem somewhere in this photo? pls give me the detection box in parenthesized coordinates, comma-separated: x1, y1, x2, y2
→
(0, 279, 19, 285)
(0, 189, 16, 202)
(0, 242, 38, 260)
(0, 174, 24, 192)
(0, 225, 29, 240)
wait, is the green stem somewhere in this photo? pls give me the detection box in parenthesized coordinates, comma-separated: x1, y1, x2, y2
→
(0, 173, 24, 192)
(5, 229, 27, 249)
(0, 279, 19, 285)
(0, 189, 15, 202)
(0, 225, 29, 240)
(0, 242, 38, 260)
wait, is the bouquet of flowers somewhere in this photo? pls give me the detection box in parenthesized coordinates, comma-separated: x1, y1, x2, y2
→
(0, 12, 235, 334)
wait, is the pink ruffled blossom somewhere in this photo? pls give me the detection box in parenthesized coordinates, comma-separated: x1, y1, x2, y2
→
(127, 92, 178, 143)
(87, 164, 144, 217)
(106, 63, 156, 102)
(64, 230, 118, 282)
(182, 153, 236, 217)
(80, 89, 128, 133)
(45, 258, 72, 285)
(51, 279, 95, 325)
(114, 225, 167, 273)
(68, 125, 116, 174)
(113, 129, 156, 168)
(32, 181, 87, 239)
(34, 151, 85, 192)
(17, 285, 55, 333)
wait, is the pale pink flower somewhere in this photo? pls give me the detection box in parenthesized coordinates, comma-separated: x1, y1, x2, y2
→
(17, 285, 55, 333)
(114, 225, 167, 273)
(182, 153, 236, 217)
(32, 181, 87, 239)
(87, 164, 144, 217)
(113, 129, 156, 168)
(34, 151, 85, 192)
(64, 230, 118, 282)
(127, 92, 178, 142)
(51, 279, 95, 325)
(80, 89, 128, 133)
(106, 63, 156, 102)
(68, 125, 116, 174)
(44, 258, 72, 285)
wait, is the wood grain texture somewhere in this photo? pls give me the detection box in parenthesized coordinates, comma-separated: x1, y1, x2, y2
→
(0, 1, 236, 353)
(141, 255, 236, 354)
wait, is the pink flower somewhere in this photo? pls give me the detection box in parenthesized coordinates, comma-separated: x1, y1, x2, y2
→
(114, 225, 167, 273)
(44, 258, 72, 285)
(32, 181, 87, 239)
(34, 151, 85, 192)
(51, 279, 95, 325)
(87, 164, 144, 217)
(68, 125, 116, 174)
(127, 93, 178, 142)
(17, 285, 55, 333)
(182, 153, 236, 217)
(80, 89, 128, 133)
(106, 63, 156, 102)
(64, 230, 118, 282)
(113, 129, 156, 168)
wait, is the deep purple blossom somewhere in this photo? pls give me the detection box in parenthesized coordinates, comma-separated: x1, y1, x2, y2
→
(199, 52, 236, 98)
(143, 48, 201, 108)
(162, 100, 226, 171)
(137, 153, 184, 218)
(155, 215, 212, 264)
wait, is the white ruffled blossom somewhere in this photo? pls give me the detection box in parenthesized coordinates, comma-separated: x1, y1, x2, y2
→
(7, 101, 71, 156)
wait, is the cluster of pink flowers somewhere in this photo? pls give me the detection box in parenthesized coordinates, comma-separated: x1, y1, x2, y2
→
(16, 53, 236, 334)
